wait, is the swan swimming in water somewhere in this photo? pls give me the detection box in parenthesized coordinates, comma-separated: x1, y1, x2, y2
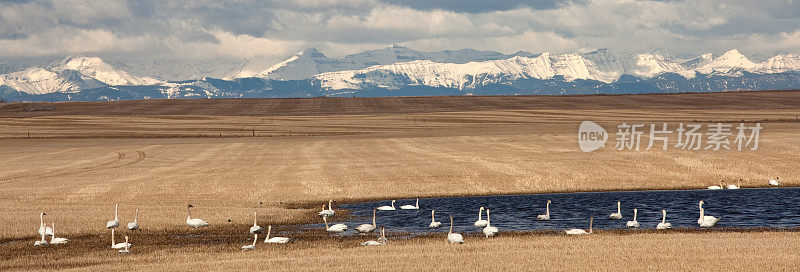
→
(241, 234, 257, 251)
(707, 180, 723, 190)
(107, 203, 120, 229)
(356, 208, 377, 234)
(400, 198, 420, 210)
(626, 208, 640, 228)
(38, 212, 53, 237)
(323, 215, 347, 232)
(377, 200, 396, 211)
(565, 216, 593, 235)
(474, 207, 487, 227)
(127, 209, 139, 231)
(537, 200, 551, 221)
(49, 223, 68, 244)
(186, 204, 210, 229)
(447, 215, 464, 244)
(609, 201, 622, 220)
(656, 210, 672, 230)
(697, 200, 720, 227)
(249, 212, 263, 234)
(263, 225, 290, 243)
(429, 210, 442, 228)
(483, 209, 499, 238)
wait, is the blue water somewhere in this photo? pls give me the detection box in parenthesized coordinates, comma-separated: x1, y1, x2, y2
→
(305, 188, 800, 234)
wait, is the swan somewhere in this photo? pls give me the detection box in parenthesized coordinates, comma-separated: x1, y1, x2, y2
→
(482, 209, 499, 238)
(361, 227, 387, 246)
(537, 200, 551, 221)
(111, 229, 132, 249)
(697, 201, 720, 227)
(318, 200, 335, 217)
(769, 177, 780, 186)
(186, 204, 210, 229)
(707, 180, 723, 190)
(127, 209, 140, 231)
(242, 234, 257, 251)
(609, 201, 622, 219)
(377, 200, 396, 211)
(429, 210, 442, 228)
(377, 227, 388, 243)
(38, 212, 53, 237)
(656, 210, 672, 230)
(33, 232, 49, 246)
(356, 208, 377, 234)
(626, 208, 640, 228)
(106, 203, 120, 229)
(447, 215, 464, 244)
(249, 212, 263, 234)
(474, 207, 487, 227)
(49, 223, 68, 244)
(118, 236, 130, 254)
(565, 216, 593, 235)
(726, 179, 741, 190)
(323, 215, 347, 232)
(263, 225, 290, 243)
(400, 198, 420, 210)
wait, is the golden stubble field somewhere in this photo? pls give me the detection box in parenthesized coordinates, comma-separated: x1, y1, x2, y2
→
(1, 91, 799, 271)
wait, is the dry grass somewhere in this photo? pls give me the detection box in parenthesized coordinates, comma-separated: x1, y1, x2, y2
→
(1, 91, 800, 271)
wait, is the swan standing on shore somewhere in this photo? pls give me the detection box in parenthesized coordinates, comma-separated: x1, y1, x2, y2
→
(537, 200, 551, 221)
(429, 210, 442, 228)
(726, 179, 741, 189)
(361, 227, 387, 246)
(38, 212, 53, 237)
(483, 209, 499, 237)
(107, 203, 120, 229)
(249, 212, 263, 234)
(49, 223, 69, 244)
(323, 215, 347, 232)
(263, 225, 290, 243)
(656, 210, 672, 229)
(400, 198, 420, 210)
(626, 209, 640, 228)
(474, 207, 488, 227)
(242, 234, 257, 251)
(118, 236, 131, 254)
(377, 200, 396, 211)
(111, 229, 132, 249)
(447, 215, 464, 244)
(769, 177, 780, 186)
(318, 200, 335, 217)
(356, 208, 377, 234)
(565, 216, 593, 235)
(127, 209, 140, 231)
(698, 201, 720, 227)
(609, 201, 622, 219)
(186, 204, 210, 229)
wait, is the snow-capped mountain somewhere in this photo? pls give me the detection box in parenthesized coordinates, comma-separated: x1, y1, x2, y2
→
(0, 66, 106, 95)
(52, 55, 161, 86)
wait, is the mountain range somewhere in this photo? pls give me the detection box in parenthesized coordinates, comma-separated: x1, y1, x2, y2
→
(2, 45, 800, 102)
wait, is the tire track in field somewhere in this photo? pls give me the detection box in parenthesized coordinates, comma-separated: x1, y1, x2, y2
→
(0, 150, 148, 184)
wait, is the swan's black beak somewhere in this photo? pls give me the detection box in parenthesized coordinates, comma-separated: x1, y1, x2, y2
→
(42, 212, 46, 215)
(188, 204, 194, 208)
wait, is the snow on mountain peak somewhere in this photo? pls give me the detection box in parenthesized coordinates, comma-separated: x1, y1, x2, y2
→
(52, 55, 161, 86)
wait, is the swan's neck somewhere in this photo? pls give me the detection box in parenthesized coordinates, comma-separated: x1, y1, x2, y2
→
(187, 207, 192, 219)
(700, 208, 704, 220)
(662, 212, 666, 223)
(252, 234, 258, 246)
(589, 219, 593, 233)
(253, 212, 258, 226)
(546, 202, 550, 215)
(486, 210, 491, 227)
(449, 218, 453, 234)
(478, 209, 483, 220)
(114, 204, 118, 220)
(633, 209, 637, 221)
(266, 226, 271, 239)
(134, 209, 138, 222)
(391, 201, 395, 208)
(617, 202, 621, 213)
(415, 199, 419, 208)
(431, 211, 435, 223)
(323, 217, 329, 229)
(111, 229, 115, 245)
(40, 213, 44, 227)
(372, 210, 376, 226)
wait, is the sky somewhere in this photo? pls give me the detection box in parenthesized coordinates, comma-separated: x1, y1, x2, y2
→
(1, 0, 799, 64)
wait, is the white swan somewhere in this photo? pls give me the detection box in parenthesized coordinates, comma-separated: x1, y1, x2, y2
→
(565, 216, 593, 235)
(33, 232, 49, 246)
(106, 203, 120, 229)
(111, 229, 132, 249)
(249, 212, 263, 234)
(264, 225, 290, 243)
(726, 179, 741, 190)
(242, 234, 257, 251)
(186, 204, 210, 229)
(127, 209, 140, 231)
(118, 236, 130, 254)
(482, 209, 499, 238)
(697, 201, 720, 227)
(656, 209, 672, 230)
(474, 207, 488, 227)
(38, 212, 53, 237)
(318, 200, 335, 217)
(626, 208, 640, 228)
(769, 177, 780, 186)
(377, 200, 396, 211)
(361, 227, 387, 246)
(609, 201, 622, 219)
(707, 180, 723, 190)
(537, 200, 551, 221)
(49, 223, 68, 244)
(356, 208, 377, 233)
(429, 210, 442, 228)
(400, 198, 420, 210)
(323, 215, 347, 232)
(447, 215, 464, 244)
